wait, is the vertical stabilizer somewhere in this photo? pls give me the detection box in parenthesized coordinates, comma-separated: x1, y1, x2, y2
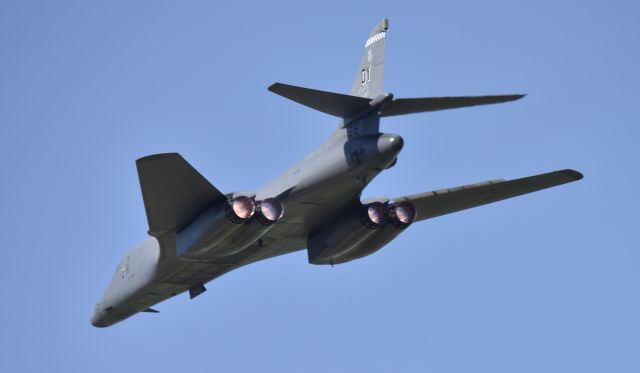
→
(351, 19, 388, 98)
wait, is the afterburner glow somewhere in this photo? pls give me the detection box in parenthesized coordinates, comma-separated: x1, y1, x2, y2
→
(258, 198, 284, 225)
(367, 203, 387, 225)
(231, 196, 255, 221)
(390, 202, 416, 229)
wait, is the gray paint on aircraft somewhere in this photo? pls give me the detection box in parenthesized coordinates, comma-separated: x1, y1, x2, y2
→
(91, 19, 582, 327)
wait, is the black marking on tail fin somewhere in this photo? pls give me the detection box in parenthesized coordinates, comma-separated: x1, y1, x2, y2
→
(351, 19, 388, 98)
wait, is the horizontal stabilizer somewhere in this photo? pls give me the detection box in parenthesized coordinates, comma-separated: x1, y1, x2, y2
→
(380, 94, 525, 117)
(137, 153, 226, 237)
(269, 83, 371, 118)
(269, 82, 525, 120)
(393, 169, 583, 221)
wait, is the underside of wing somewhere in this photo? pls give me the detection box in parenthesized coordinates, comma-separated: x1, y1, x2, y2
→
(136, 153, 226, 237)
(393, 169, 583, 221)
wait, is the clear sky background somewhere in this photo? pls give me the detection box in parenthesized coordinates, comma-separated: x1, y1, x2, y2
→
(1, 1, 638, 372)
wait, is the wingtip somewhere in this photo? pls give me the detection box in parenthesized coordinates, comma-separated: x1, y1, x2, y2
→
(136, 153, 181, 164)
(561, 169, 584, 181)
(268, 82, 281, 92)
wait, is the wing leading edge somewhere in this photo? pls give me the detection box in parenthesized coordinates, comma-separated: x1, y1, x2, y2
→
(392, 169, 583, 221)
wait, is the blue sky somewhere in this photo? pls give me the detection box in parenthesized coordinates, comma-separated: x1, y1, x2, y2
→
(1, 1, 638, 372)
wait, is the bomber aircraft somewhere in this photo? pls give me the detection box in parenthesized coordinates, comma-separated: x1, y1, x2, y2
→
(91, 19, 582, 327)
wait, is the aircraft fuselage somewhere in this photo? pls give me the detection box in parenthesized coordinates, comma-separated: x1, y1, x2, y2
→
(92, 18, 580, 328)
(91, 128, 403, 327)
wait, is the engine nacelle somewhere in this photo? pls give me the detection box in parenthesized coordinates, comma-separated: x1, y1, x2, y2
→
(313, 202, 416, 264)
(337, 202, 417, 263)
(210, 198, 284, 257)
(307, 202, 389, 265)
(177, 196, 283, 259)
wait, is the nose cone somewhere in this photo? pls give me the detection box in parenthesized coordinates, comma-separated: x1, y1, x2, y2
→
(91, 307, 109, 328)
(377, 133, 404, 155)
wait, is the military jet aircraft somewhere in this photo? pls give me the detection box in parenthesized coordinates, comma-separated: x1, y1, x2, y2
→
(91, 19, 582, 327)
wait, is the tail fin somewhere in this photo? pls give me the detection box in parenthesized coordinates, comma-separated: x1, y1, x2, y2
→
(351, 19, 388, 98)
(268, 19, 525, 123)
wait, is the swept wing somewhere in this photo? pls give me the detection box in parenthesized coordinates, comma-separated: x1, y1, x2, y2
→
(392, 169, 583, 221)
